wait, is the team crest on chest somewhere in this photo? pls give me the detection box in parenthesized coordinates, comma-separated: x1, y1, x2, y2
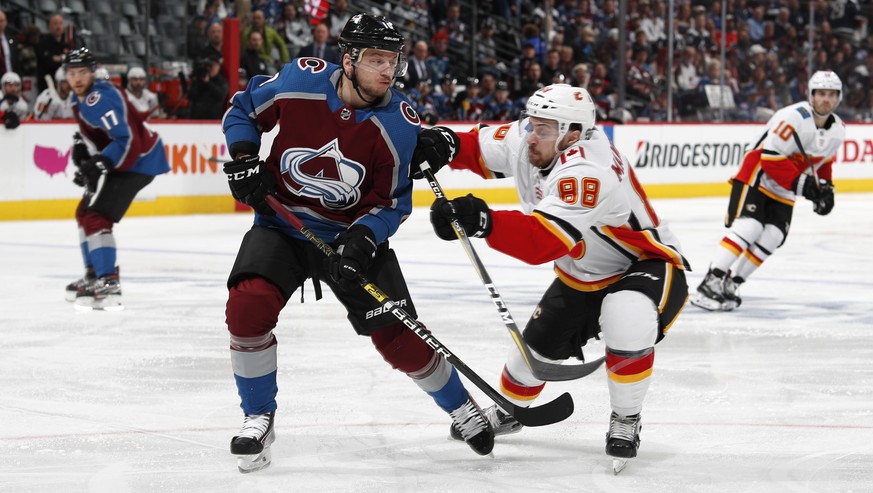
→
(279, 138, 365, 209)
(340, 107, 352, 120)
(86, 92, 101, 106)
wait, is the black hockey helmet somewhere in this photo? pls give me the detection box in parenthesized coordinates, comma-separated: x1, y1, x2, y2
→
(338, 14, 407, 77)
(64, 47, 96, 71)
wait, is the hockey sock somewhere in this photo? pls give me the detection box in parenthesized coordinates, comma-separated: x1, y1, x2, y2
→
(424, 366, 467, 413)
(77, 227, 92, 268)
(87, 231, 117, 278)
(606, 347, 654, 416)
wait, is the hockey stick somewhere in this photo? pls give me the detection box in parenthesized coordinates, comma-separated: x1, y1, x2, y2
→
(264, 195, 574, 427)
(790, 130, 821, 188)
(419, 161, 606, 382)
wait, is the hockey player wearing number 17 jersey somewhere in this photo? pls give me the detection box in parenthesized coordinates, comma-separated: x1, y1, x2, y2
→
(691, 70, 846, 312)
(418, 84, 690, 473)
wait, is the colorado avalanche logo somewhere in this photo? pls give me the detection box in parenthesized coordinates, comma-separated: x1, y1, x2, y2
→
(280, 138, 364, 210)
(86, 92, 101, 106)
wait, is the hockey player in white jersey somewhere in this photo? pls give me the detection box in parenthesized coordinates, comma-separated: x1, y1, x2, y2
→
(415, 84, 690, 473)
(32, 67, 74, 120)
(691, 70, 845, 311)
(124, 67, 163, 120)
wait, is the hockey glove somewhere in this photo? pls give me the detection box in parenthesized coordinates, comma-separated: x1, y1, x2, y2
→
(429, 194, 492, 241)
(223, 155, 276, 216)
(793, 174, 825, 201)
(79, 155, 111, 190)
(3, 110, 20, 129)
(326, 225, 378, 291)
(72, 132, 91, 167)
(409, 126, 460, 180)
(813, 181, 834, 215)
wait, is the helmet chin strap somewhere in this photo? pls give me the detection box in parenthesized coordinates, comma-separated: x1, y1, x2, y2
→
(344, 66, 378, 105)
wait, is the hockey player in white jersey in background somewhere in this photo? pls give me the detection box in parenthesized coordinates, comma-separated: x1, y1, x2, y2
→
(691, 70, 846, 311)
(414, 84, 690, 473)
(124, 67, 163, 120)
(32, 67, 74, 120)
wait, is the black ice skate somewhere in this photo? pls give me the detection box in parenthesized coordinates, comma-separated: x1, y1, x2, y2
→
(723, 274, 743, 309)
(65, 267, 96, 302)
(448, 394, 494, 455)
(74, 273, 123, 311)
(450, 404, 522, 441)
(231, 412, 275, 473)
(690, 268, 736, 311)
(605, 411, 641, 474)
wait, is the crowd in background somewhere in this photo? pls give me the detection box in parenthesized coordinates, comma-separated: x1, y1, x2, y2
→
(2, 0, 873, 124)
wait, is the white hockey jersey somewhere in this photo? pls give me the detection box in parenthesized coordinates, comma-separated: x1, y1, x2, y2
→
(32, 88, 74, 120)
(453, 120, 689, 290)
(735, 101, 845, 203)
(125, 88, 163, 119)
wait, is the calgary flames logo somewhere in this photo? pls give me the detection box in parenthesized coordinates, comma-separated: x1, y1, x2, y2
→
(279, 138, 365, 210)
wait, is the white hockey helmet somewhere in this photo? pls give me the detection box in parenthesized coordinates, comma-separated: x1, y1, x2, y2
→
(525, 84, 597, 149)
(808, 70, 842, 108)
(1, 71, 21, 86)
(94, 67, 110, 80)
(54, 67, 65, 82)
(127, 66, 146, 79)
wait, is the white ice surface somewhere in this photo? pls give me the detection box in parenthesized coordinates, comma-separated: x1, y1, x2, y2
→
(1, 195, 871, 493)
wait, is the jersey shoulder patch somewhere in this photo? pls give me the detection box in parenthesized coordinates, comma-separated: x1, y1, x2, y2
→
(795, 106, 811, 119)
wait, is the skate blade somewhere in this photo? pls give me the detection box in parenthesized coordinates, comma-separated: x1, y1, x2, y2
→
(690, 293, 735, 312)
(94, 296, 124, 311)
(612, 457, 630, 474)
(73, 297, 95, 311)
(64, 292, 77, 302)
(237, 447, 272, 474)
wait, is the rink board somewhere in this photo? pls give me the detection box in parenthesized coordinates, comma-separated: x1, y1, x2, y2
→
(1, 120, 872, 220)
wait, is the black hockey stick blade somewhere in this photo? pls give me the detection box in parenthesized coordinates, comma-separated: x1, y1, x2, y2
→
(265, 195, 574, 427)
(421, 161, 605, 382)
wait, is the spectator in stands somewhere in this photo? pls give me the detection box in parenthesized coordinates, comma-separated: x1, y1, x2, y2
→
(686, 10, 715, 54)
(512, 42, 539, 93)
(407, 79, 438, 125)
(541, 48, 562, 85)
(479, 72, 496, 100)
(200, 22, 224, 66)
(33, 67, 73, 120)
(274, 3, 311, 59)
(405, 40, 431, 89)
(519, 62, 543, 98)
(125, 67, 163, 120)
(0, 10, 21, 80)
(37, 14, 73, 93)
(557, 46, 575, 79)
(640, 0, 667, 50)
(483, 80, 515, 121)
(475, 18, 500, 71)
(520, 23, 545, 63)
(298, 22, 339, 64)
(187, 15, 209, 60)
(242, 9, 289, 69)
(433, 73, 457, 119)
(15, 24, 40, 78)
(198, 0, 228, 23)
(240, 31, 271, 80)
(389, 0, 430, 37)
(327, 0, 352, 42)
(439, 3, 467, 50)
(571, 63, 591, 88)
(746, 4, 766, 42)
(0, 72, 28, 126)
(426, 31, 451, 86)
(188, 56, 228, 119)
(588, 78, 613, 121)
(455, 76, 484, 121)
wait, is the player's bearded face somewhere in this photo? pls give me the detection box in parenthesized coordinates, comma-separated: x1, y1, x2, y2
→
(526, 117, 560, 168)
(66, 67, 94, 97)
(352, 49, 398, 98)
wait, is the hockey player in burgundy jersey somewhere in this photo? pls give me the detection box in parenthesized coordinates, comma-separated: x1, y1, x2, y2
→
(417, 84, 690, 473)
(691, 71, 846, 312)
(221, 14, 493, 473)
(63, 48, 170, 311)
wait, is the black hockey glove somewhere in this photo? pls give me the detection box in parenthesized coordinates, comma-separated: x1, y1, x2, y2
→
(72, 170, 87, 188)
(3, 110, 20, 129)
(813, 181, 834, 216)
(409, 126, 460, 180)
(326, 225, 378, 291)
(429, 194, 492, 241)
(793, 174, 824, 201)
(79, 154, 111, 189)
(223, 155, 276, 216)
(72, 132, 91, 167)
